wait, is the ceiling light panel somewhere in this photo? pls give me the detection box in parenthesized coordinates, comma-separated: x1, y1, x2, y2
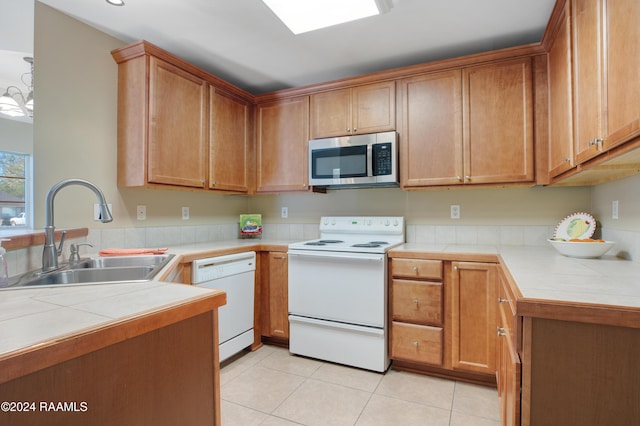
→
(262, 0, 382, 34)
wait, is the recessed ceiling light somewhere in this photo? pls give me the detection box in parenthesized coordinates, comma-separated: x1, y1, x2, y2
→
(262, 0, 393, 35)
(106, 0, 125, 6)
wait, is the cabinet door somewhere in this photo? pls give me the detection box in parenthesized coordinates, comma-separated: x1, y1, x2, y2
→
(572, 0, 604, 163)
(351, 81, 396, 135)
(603, 0, 640, 150)
(547, 1, 575, 177)
(400, 70, 463, 187)
(209, 88, 249, 192)
(256, 96, 310, 192)
(310, 88, 351, 139)
(451, 262, 497, 375)
(463, 59, 534, 184)
(148, 57, 207, 188)
(265, 252, 289, 339)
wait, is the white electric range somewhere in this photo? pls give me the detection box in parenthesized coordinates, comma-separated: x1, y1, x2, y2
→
(287, 216, 404, 372)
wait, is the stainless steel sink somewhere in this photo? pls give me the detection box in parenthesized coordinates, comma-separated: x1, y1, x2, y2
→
(8, 254, 174, 288)
(70, 255, 173, 270)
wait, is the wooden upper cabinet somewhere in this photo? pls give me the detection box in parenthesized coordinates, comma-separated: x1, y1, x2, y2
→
(603, 0, 640, 150)
(147, 57, 208, 188)
(209, 88, 250, 192)
(572, 0, 640, 160)
(401, 59, 533, 188)
(310, 81, 396, 139)
(572, 0, 605, 163)
(450, 262, 497, 375)
(256, 96, 310, 192)
(400, 70, 463, 187)
(463, 58, 534, 185)
(547, 0, 575, 178)
(112, 41, 252, 193)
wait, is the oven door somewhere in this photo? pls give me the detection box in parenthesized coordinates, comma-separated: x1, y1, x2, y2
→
(288, 250, 386, 327)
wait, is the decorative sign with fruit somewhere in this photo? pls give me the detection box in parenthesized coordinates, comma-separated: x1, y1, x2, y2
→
(548, 212, 615, 258)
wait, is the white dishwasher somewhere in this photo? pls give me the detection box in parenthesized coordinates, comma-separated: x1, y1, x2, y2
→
(192, 251, 256, 362)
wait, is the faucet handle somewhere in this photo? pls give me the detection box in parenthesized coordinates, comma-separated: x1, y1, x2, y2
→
(56, 230, 68, 257)
(69, 242, 93, 263)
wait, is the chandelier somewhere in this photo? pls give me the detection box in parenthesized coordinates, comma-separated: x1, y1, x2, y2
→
(0, 57, 34, 119)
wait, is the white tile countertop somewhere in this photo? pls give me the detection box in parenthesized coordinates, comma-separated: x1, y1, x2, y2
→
(0, 239, 294, 361)
(391, 243, 640, 310)
(3, 239, 640, 366)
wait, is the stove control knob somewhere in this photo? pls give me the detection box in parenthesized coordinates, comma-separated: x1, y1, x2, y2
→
(384, 220, 390, 226)
(393, 219, 399, 227)
(331, 219, 336, 225)
(323, 218, 329, 225)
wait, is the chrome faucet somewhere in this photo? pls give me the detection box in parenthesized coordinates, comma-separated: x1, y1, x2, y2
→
(42, 179, 113, 272)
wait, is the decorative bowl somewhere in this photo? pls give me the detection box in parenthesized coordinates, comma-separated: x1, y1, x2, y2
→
(547, 239, 616, 259)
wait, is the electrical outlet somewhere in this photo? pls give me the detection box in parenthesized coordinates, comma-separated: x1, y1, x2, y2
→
(182, 206, 190, 220)
(136, 205, 146, 221)
(450, 205, 461, 219)
(612, 200, 619, 219)
(281, 206, 288, 219)
(94, 203, 112, 221)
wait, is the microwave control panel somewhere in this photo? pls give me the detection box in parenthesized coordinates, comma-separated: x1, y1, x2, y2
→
(372, 142, 393, 176)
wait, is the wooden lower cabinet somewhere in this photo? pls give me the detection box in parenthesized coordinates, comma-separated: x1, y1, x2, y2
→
(451, 261, 497, 375)
(497, 270, 521, 426)
(391, 322, 443, 365)
(260, 252, 289, 341)
(390, 256, 498, 384)
(521, 318, 640, 426)
(0, 312, 221, 426)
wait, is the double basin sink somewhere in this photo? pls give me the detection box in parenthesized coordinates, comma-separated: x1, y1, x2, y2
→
(9, 254, 174, 288)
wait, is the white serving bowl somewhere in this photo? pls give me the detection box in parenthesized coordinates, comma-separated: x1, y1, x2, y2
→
(547, 239, 616, 259)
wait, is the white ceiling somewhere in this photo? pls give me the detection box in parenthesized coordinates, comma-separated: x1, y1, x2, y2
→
(38, 0, 556, 94)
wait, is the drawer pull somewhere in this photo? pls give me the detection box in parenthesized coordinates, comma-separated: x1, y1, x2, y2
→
(413, 298, 419, 305)
(498, 297, 508, 303)
(413, 341, 419, 347)
(497, 326, 506, 337)
(413, 266, 418, 273)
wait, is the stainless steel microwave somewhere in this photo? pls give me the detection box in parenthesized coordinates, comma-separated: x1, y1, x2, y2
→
(308, 131, 398, 188)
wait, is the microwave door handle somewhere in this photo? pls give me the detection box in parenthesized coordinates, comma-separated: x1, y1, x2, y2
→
(367, 143, 373, 177)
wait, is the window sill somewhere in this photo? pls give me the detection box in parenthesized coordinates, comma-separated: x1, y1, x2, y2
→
(0, 228, 89, 251)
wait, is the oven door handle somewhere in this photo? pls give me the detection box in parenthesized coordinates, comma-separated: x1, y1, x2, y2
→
(288, 251, 384, 262)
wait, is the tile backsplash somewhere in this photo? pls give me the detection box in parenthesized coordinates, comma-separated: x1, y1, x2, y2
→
(5, 224, 636, 279)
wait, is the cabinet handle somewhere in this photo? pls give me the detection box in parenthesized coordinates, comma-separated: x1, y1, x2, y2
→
(353, 128, 357, 132)
(412, 266, 418, 273)
(413, 298, 419, 305)
(274, 256, 286, 260)
(497, 326, 506, 337)
(346, 128, 351, 133)
(456, 176, 462, 182)
(563, 157, 570, 163)
(453, 266, 458, 271)
(464, 175, 471, 181)
(498, 297, 508, 303)
(413, 341, 419, 347)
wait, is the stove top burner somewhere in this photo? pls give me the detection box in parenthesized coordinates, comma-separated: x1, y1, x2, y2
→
(304, 239, 344, 246)
(369, 241, 389, 245)
(351, 243, 382, 248)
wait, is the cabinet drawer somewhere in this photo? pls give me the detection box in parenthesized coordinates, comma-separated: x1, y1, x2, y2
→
(391, 322, 443, 366)
(392, 259, 442, 280)
(392, 279, 442, 325)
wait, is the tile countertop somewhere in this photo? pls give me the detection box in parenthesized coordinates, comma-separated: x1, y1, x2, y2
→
(0, 239, 293, 363)
(391, 243, 640, 327)
(3, 239, 639, 373)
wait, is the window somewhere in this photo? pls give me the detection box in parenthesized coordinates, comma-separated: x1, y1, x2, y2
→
(0, 151, 31, 227)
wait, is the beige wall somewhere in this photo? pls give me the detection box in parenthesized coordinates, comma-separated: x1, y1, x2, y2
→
(591, 174, 640, 231)
(33, 2, 247, 230)
(32, 2, 638, 236)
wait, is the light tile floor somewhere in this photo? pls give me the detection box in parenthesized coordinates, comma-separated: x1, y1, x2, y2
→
(220, 345, 500, 426)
